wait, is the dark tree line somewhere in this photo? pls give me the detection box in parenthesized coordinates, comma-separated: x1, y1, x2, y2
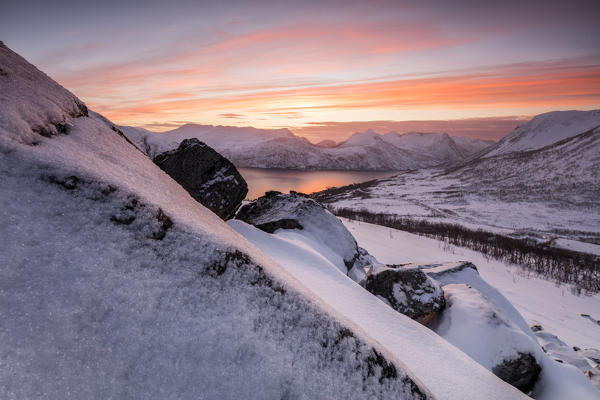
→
(331, 207, 600, 294)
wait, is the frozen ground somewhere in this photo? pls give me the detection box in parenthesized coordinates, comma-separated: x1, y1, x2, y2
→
(342, 218, 600, 351)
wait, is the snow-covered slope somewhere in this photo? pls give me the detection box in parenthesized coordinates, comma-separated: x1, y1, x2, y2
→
(483, 110, 600, 157)
(315, 111, 600, 248)
(229, 221, 529, 400)
(343, 219, 600, 398)
(230, 215, 600, 399)
(122, 124, 492, 171)
(1, 41, 432, 400)
(382, 131, 482, 163)
(1, 40, 537, 399)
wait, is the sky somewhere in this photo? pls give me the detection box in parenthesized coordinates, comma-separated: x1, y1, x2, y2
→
(1, 0, 599, 142)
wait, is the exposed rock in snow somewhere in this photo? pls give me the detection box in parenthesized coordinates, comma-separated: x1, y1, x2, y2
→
(153, 138, 248, 220)
(533, 325, 600, 390)
(0, 41, 88, 145)
(421, 263, 600, 399)
(365, 265, 445, 323)
(434, 283, 542, 393)
(236, 191, 363, 273)
(492, 352, 542, 394)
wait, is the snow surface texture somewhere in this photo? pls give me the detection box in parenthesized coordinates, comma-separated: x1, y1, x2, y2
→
(0, 41, 434, 400)
(366, 265, 445, 321)
(0, 154, 428, 400)
(425, 264, 599, 399)
(229, 220, 529, 399)
(0, 42, 88, 145)
(232, 207, 599, 398)
(236, 192, 363, 273)
(344, 218, 600, 398)
(433, 282, 540, 370)
(121, 124, 492, 171)
(534, 326, 600, 390)
(317, 111, 600, 250)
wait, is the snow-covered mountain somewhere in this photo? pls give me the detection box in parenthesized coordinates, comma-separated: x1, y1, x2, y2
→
(315, 110, 600, 249)
(481, 110, 600, 157)
(0, 41, 557, 400)
(122, 124, 493, 171)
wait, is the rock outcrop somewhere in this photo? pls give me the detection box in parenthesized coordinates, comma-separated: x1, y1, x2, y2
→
(433, 283, 542, 394)
(364, 266, 445, 324)
(236, 191, 374, 276)
(492, 353, 541, 393)
(153, 138, 248, 220)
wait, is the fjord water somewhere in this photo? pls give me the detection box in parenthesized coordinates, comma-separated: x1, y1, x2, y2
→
(238, 168, 397, 199)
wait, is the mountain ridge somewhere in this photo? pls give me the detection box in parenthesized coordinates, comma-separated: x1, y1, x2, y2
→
(122, 123, 493, 170)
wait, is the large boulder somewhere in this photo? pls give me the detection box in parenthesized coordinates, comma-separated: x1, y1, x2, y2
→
(236, 191, 373, 275)
(153, 138, 248, 219)
(433, 283, 542, 394)
(492, 353, 542, 393)
(364, 265, 445, 324)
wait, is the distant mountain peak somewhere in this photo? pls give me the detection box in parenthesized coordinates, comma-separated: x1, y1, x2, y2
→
(483, 109, 600, 158)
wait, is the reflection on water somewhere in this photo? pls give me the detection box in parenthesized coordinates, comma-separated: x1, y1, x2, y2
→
(238, 168, 397, 200)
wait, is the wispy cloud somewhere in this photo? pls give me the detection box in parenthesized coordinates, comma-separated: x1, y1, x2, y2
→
(8, 0, 597, 140)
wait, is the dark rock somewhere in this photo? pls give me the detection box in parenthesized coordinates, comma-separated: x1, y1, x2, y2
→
(492, 352, 541, 394)
(152, 208, 173, 240)
(256, 218, 303, 233)
(530, 324, 543, 332)
(424, 261, 477, 281)
(365, 266, 445, 323)
(46, 174, 80, 190)
(236, 192, 365, 274)
(153, 138, 248, 220)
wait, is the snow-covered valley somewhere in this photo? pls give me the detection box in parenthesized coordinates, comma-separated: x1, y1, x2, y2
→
(315, 110, 600, 256)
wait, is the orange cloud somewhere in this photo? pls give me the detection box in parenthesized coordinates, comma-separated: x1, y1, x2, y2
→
(94, 61, 600, 128)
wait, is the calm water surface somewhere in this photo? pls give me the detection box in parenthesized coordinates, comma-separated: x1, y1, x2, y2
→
(238, 168, 397, 200)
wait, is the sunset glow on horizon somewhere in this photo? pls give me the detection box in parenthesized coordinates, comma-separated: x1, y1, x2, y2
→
(2, 0, 599, 142)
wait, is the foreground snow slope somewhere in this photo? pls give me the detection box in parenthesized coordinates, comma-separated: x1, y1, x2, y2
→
(343, 219, 600, 352)
(2, 41, 437, 399)
(229, 221, 528, 400)
(0, 40, 537, 399)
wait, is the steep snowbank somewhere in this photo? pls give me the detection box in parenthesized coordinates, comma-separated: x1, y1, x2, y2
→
(343, 219, 600, 351)
(229, 220, 529, 399)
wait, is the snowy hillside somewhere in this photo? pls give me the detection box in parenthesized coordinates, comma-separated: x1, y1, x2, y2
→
(229, 190, 600, 398)
(0, 41, 555, 400)
(342, 219, 600, 397)
(482, 110, 600, 157)
(122, 124, 492, 171)
(315, 111, 600, 252)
